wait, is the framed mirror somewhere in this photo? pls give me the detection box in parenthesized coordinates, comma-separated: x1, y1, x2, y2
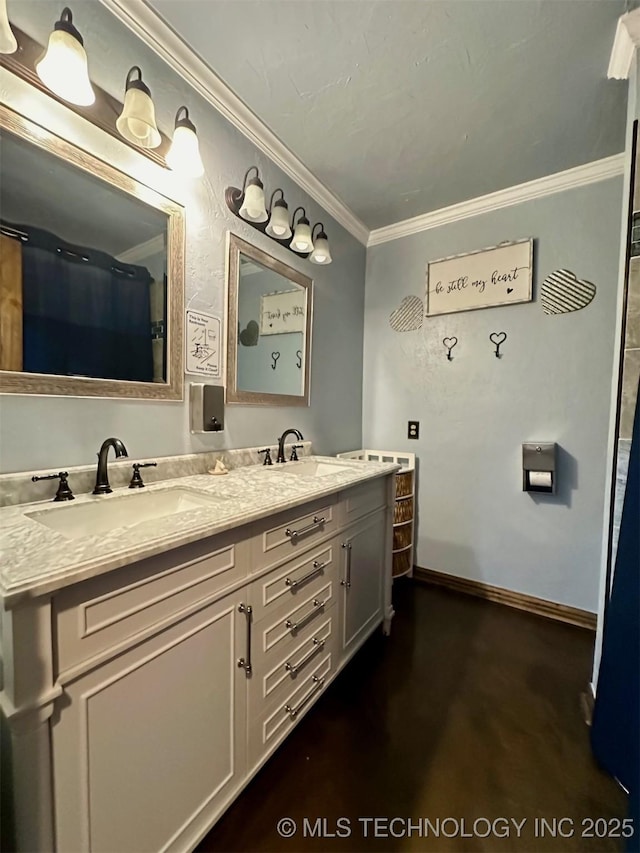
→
(0, 104, 185, 400)
(226, 234, 312, 406)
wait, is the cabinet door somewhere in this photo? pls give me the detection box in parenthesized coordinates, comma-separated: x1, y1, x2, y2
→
(340, 510, 386, 660)
(52, 593, 247, 853)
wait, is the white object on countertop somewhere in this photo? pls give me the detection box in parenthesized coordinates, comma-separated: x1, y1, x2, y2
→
(208, 459, 229, 475)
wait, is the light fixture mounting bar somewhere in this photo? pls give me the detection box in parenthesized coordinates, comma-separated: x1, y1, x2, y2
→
(0, 25, 172, 167)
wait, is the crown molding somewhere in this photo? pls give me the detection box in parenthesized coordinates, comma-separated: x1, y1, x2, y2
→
(608, 9, 640, 80)
(117, 233, 166, 264)
(98, 0, 369, 246)
(367, 154, 626, 247)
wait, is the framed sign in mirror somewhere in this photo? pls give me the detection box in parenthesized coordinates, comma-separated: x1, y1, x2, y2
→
(226, 233, 312, 406)
(0, 104, 185, 400)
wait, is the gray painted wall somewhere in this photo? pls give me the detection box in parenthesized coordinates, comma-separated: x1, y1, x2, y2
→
(0, 1, 366, 473)
(363, 178, 623, 612)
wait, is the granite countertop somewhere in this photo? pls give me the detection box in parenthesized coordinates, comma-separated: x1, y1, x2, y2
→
(0, 456, 399, 607)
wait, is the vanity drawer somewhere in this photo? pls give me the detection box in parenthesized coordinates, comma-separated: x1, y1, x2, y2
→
(248, 611, 336, 719)
(254, 578, 335, 660)
(249, 652, 332, 769)
(55, 531, 250, 674)
(249, 541, 338, 621)
(250, 497, 338, 571)
(339, 477, 388, 526)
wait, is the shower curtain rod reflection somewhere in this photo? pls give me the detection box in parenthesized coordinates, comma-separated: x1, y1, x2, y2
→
(0, 219, 148, 278)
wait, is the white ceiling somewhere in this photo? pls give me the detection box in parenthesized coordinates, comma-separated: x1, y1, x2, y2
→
(147, 0, 629, 231)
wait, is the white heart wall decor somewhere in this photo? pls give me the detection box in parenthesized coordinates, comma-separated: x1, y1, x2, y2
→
(541, 270, 596, 315)
(389, 296, 424, 332)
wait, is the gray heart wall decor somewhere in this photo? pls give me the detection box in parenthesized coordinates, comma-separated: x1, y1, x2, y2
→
(389, 295, 424, 332)
(541, 269, 596, 315)
(239, 320, 259, 346)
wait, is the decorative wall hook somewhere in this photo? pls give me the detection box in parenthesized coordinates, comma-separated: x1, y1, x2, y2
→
(489, 331, 507, 358)
(271, 351, 280, 370)
(296, 350, 302, 369)
(443, 336, 458, 361)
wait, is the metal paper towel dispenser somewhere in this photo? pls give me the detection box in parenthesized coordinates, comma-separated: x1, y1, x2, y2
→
(190, 384, 224, 433)
(522, 443, 556, 494)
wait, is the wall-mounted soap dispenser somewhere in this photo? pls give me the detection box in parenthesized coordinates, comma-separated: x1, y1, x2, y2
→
(190, 384, 224, 434)
(522, 443, 557, 494)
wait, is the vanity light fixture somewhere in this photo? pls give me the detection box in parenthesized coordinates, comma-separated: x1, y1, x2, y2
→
(309, 222, 332, 265)
(265, 189, 292, 239)
(35, 7, 95, 106)
(116, 66, 161, 150)
(0, 0, 17, 54)
(166, 106, 204, 177)
(225, 168, 327, 261)
(290, 207, 313, 253)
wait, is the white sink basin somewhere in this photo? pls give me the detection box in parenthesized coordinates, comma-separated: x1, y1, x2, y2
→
(270, 460, 353, 477)
(26, 488, 225, 540)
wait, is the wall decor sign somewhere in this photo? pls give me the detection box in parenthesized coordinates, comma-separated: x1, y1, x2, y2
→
(389, 295, 424, 332)
(185, 310, 221, 377)
(540, 269, 596, 315)
(260, 288, 306, 335)
(426, 238, 533, 316)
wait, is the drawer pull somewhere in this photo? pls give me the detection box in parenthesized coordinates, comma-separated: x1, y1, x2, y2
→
(284, 675, 325, 719)
(237, 603, 253, 676)
(285, 516, 326, 542)
(341, 542, 352, 588)
(285, 560, 327, 590)
(285, 598, 328, 633)
(285, 638, 325, 675)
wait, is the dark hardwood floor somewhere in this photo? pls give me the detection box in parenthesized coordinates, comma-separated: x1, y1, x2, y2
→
(197, 581, 628, 852)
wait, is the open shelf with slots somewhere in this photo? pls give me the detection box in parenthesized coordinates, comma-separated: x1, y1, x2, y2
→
(336, 449, 415, 579)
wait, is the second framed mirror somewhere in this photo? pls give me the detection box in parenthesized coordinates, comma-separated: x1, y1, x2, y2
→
(226, 234, 312, 406)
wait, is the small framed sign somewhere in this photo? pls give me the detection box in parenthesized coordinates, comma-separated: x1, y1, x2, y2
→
(426, 238, 533, 316)
(260, 288, 306, 335)
(185, 310, 221, 377)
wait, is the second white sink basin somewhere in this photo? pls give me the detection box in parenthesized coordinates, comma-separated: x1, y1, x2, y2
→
(27, 487, 226, 540)
(270, 460, 353, 477)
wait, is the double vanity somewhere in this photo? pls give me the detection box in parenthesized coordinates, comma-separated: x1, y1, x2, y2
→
(0, 451, 399, 852)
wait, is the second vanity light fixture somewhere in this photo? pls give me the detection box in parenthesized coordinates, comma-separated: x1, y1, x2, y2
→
(225, 167, 333, 264)
(9, 3, 205, 178)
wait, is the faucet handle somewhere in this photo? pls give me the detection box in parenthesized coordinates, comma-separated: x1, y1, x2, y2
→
(129, 462, 157, 489)
(258, 448, 273, 466)
(32, 471, 75, 502)
(290, 445, 304, 462)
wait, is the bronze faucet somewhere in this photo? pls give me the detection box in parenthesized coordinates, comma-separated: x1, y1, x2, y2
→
(276, 429, 304, 463)
(93, 438, 129, 494)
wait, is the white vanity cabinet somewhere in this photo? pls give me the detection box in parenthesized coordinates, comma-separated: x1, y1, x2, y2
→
(336, 477, 389, 660)
(2, 472, 396, 853)
(52, 590, 249, 853)
(339, 509, 386, 659)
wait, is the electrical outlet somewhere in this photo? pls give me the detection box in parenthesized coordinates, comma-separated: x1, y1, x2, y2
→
(408, 420, 419, 439)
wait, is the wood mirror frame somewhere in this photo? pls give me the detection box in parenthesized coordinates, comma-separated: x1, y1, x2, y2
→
(0, 104, 185, 401)
(226, 233, 312, 406)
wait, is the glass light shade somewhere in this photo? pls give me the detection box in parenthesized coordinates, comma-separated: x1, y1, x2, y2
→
(239, 179, 267, 223)
(310, 234, 332, 264)
(116, 86, 161, 149)
(166, 124, 204, 177)
(0, 0, 17, 54)
(36, 29, 95, 106)
(291, 218, 313, 253)
(265, 201, 291, 239)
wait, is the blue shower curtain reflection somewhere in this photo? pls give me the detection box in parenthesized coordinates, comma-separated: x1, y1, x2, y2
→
(13, 222, 154, 382)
